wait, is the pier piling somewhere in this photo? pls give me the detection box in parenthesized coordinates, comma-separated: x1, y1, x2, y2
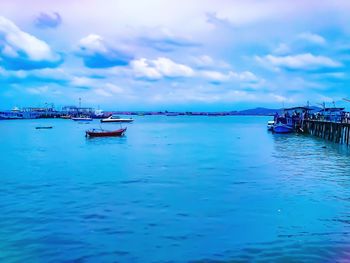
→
(304, 120, 350, 146)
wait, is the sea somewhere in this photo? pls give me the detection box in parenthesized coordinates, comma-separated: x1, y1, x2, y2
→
(1, 116, 350, 262)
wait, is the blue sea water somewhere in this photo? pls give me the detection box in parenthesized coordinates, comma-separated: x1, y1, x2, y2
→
(1, 116, 350, 262)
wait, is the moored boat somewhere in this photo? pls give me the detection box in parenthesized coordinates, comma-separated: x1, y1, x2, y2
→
(272, 123, 293, 133)
(267, 120, 275, 131)
(72, 117, 93, 122)
(85, 127, 127, 137)
(272, 106, 311, 134)
(100, 115, 133, 123)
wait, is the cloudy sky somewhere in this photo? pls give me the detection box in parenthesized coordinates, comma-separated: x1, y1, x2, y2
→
(1, 0, 350, 110)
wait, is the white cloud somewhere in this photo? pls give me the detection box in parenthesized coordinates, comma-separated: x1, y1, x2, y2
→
(298, 32, 326, 45)
(76, 34, 132, 68)
(27, 85, 49, 94)
(0, 67, 26, 78)
(0, 16, 59, 62)
(230, 71, 258, 82)
(71, 76, 96, 87)
(201, 70, 228, 82)
(201, 70, 258, 82)
(30, 68, 69, 81)
(131, 57, 194, 80)
(95, 83, 124, 97)
(256, 53, 342, 70)
(273, 43, 291, 55)
(270, 94, 288, 103)
(78, 34, 108, 54)
(192, 55, 230, 69)
(193, 55, 214, 66)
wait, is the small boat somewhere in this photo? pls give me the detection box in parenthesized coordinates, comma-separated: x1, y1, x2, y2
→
(100, 115, 133, 123)
(267, 120, 275, 131)
(72, 117, 93, 122)
(60, 115, 71, 119)
(272, 106, 311, 134)
(165, 112, 179, 116)
(273, 123, 293, 133)
(86, 127, 127, 137)
(36, 126, 53, 129)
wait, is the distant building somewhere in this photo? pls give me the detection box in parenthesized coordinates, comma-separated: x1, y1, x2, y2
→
(61, 106, 95, 116)
(0, 110, 23, 119)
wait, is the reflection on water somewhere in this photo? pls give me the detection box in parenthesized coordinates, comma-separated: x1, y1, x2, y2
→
(0, 116, 350, 262)
(85, 136, 127, 145)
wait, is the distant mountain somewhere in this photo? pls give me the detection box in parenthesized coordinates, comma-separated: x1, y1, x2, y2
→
(111, 106, 323, 116)
(237, 107, 282, 116)
(236, 106, 322, 116)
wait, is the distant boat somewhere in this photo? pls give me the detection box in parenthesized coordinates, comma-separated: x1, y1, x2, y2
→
(85, 127, 127, 137)
(94, 109, 104, 118)
(72, 117, 93, 122)
(100, 115, 133, 123)
(267, 120, 275, 131)
(36, 126, 53, 129)
(165, 113, 179, 116)
(60, 115, 71, 119)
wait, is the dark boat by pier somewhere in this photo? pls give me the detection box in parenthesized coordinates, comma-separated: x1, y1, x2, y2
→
(272, 107, 310, 134)
(85, 127, 127, 137)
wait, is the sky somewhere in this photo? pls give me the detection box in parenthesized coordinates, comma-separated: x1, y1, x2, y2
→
(1, 0, 350, 111)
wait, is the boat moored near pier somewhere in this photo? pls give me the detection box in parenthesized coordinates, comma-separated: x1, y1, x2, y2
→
(267, 120, 275, 131)
(272, 106, 310, 134)
(273, 123, 293, 133)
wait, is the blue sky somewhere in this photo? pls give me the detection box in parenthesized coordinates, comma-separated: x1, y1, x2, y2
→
(0, 0, 350, 111)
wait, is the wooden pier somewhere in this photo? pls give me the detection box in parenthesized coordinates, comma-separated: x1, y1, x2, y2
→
(304, 120, 350, 145)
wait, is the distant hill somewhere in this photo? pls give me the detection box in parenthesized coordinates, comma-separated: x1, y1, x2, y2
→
(236, 106, 322, 116)
(237, 107, 282, 116)
(111, 106, 323, 116)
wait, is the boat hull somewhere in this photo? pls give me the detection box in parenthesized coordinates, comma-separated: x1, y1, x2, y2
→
(86, 128, 127, 137)
(100, 119, 133, 123)
(273, 124, 293, 133)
